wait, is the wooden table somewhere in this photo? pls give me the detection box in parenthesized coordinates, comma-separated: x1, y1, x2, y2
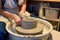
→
(32, 0, 60, 2)
(50, 30, 60, 40)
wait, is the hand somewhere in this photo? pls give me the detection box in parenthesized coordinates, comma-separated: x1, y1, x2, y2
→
(12, 14, 21, 25)
(20, 10, 25, 14)
(19, 11, 30, 18)
(19, 10, 26, 19)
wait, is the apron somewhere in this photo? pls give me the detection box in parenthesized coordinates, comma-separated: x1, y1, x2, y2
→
(4, 0, 24, 14)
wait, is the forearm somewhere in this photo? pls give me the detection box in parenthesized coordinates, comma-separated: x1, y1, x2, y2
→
(20, 0, 27, 13)
(21, 4, 26, 12)
(0, 9, 15, 19)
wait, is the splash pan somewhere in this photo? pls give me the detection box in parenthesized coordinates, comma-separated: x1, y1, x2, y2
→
(6, 18, 53, 40)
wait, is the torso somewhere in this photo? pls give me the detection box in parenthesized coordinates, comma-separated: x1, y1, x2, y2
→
(4, 0, 24, 14)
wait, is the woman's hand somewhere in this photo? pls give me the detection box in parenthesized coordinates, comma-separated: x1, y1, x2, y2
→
(19, 2, 26, 14)
(12, 14, 21, 25)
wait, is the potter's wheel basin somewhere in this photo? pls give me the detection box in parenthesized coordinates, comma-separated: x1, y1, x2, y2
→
(6, 17, 53, 38)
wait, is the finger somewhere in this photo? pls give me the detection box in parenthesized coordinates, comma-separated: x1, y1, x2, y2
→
(16, 21, 22, 26)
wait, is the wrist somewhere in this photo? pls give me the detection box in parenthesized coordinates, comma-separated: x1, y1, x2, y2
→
(12, 14, 17, 19)
(20, 10, 26, 14)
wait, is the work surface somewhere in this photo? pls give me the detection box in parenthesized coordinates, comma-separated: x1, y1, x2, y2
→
(50, 30, 60, 40)
(32, 0, 60, 2)
(0, 16, 60, 40)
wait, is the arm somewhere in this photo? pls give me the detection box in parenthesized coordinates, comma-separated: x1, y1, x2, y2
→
(20, 0, 27, 13)
(0, 0, 21, 25)
(0, 0, 16, 19)
(19, 0, 30, 18)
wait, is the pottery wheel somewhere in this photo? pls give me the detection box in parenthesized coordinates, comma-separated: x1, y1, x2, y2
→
(12, 17, 45, 35)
